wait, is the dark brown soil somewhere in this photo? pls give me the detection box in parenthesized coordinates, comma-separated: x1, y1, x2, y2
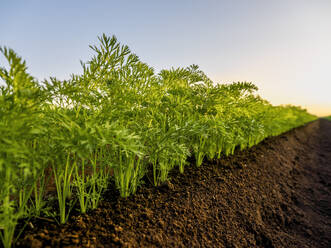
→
(15, 119, 331, 248)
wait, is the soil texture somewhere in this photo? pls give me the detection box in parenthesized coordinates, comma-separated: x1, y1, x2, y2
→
(14, 119, 331, 248)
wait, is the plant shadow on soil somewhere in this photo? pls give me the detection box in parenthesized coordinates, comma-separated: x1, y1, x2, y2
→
(13, 119, 331, 248)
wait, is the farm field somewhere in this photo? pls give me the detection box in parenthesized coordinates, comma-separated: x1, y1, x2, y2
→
(0, 35, 328, 248)
(15, 118, 331, 247)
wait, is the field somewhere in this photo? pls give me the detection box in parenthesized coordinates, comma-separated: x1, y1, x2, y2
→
(16, 119, 331, 247)
(0, 35, 328, 248)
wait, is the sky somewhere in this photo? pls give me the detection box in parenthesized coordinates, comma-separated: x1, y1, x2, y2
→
(1, 0, 330, 116)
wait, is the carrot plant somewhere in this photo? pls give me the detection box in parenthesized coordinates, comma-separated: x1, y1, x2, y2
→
(0, 47, 46, 248)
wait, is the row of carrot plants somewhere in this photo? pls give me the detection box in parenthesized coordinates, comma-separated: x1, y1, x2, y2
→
(0, 34, 316, 248)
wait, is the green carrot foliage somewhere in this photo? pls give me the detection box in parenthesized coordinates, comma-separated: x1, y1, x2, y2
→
(0, 34, 317, 247)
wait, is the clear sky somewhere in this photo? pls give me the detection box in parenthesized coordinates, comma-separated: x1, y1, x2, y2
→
(1, 0, 330, 116)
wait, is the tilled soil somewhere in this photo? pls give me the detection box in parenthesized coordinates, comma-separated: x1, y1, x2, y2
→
(15, 119, 331, 248)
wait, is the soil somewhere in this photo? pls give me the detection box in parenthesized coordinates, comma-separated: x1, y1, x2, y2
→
(14, 119, 331, 248)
